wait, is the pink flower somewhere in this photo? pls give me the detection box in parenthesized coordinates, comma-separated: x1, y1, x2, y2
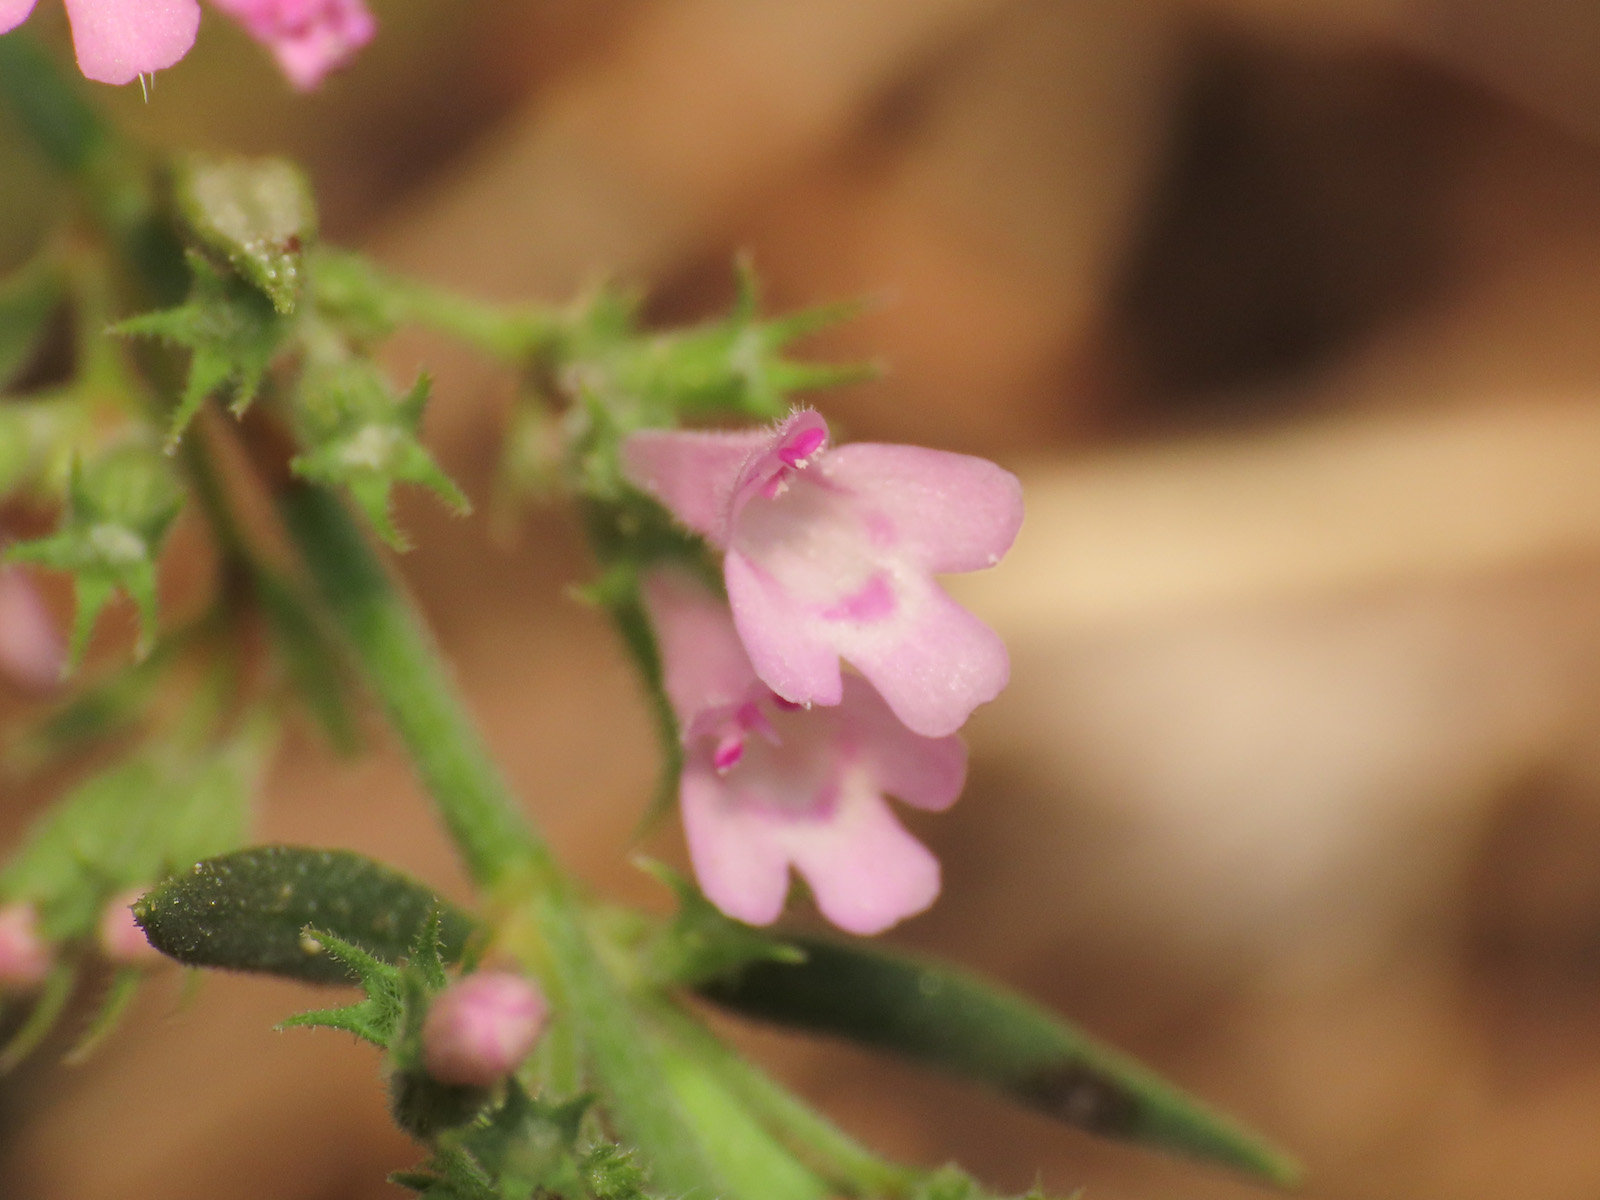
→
(208, 0, 373, 90)
(645, 569, 967, 935)
(98, 887, 165, 967)
(0, 566, 64, 693)
(421, 971, 549, 1088)
(0, 902, 53, 990)
(623, 411, 1022, 739)
(0, 0, 200, 86)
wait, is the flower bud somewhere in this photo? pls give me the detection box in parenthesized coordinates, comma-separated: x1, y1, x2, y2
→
(98, 888, 165, 968)
(0, 567, 64, 692)
(421, 971, 548, 1088)
(0, 902, 53, 990)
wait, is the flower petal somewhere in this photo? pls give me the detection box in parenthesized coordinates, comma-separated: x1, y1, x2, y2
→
(62, 0, 199, 84)
(641, 568, 758, 732)
(831, 576, 1008, 738)
(621, 427, 771, 544)
(784, 785, 940, 935)
(0, 0, 38, 35)
(839, 676, 966, 811)
(681, 760, 793, 926)
(822, 442, 1023, 574)
(725, 549, 841, 708)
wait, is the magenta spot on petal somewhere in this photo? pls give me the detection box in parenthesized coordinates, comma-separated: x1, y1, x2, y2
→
(822, 575, 896, 623)
(713, 735, 745, 773)
(779, 426, 826, 467)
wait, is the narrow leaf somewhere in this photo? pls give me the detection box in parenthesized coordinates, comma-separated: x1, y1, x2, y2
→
(698, 936, 1301, 1186)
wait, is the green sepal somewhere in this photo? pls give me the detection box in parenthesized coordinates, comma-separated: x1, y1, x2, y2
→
(595, 260, 872, 424)
(279, 930, 403, 1046)
(5, 444, 184, 666)
(0, 257, 64, 392)
(638, 860, 803, 989)
(698, 935, 1302, 1187)
(114, 252, 287, 448)
(290, 363, 470, 550)
(400, 1084, 659, 1200)
(133, 845, 475, 984)
(174, 155, 317, 315)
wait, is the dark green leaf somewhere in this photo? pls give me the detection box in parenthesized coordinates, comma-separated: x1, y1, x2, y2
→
(699, 936, 1301, 1186)
(175, 156, 317, 315)
(133, 845, 476, 984)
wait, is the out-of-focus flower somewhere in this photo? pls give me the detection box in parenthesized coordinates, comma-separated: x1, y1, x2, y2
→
(208, 0, 373, 90)
(0, 566, 64, 693)
(0, 0, 200, 86)
(421, 971, 549, 1088)
(623, 411, 1023, 739)
(98, 887, 165, 967)
(646, 569, 966, 935)
(0, 902, 52, 990)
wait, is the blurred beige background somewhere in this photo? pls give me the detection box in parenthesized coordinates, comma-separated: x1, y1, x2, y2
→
(6, 1, 1600, 1197)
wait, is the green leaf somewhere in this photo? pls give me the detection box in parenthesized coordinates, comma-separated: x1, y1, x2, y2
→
(698, 936, 1302, 1187)
(0, 733, 262, 943)
(175, 156, 317, 315)
(0, 258, 63, 392)
(115, 253, 286, 447)
(133, 845, 476, 984)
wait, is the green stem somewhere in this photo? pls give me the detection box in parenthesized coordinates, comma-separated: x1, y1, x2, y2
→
(648, 996, 918, 1199)
(277, 480, 734, 1198)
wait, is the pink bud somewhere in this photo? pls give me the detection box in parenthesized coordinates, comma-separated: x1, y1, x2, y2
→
(0, 567, 64, 693)
(97, 888, 165, 968)
(0, 902, 53, 991)
(421, 972, 549, 1087)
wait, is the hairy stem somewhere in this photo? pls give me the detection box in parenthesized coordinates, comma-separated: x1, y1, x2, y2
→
(277, 481, 733, 1197)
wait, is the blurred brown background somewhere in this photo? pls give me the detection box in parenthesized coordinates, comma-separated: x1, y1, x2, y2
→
(7, 0, 1600, 1196)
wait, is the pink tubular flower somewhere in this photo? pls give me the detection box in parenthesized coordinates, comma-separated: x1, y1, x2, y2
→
(422, 971, 549, 1088)
(0, 902, 53, 990)
(623, 411, 1023, 739)
(0, 0, 200, 85)
(208, 0, 373, 90)
(98, 887, 165, 967)
(0, 567, 64, 693)
(645, 569, 967, 935)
